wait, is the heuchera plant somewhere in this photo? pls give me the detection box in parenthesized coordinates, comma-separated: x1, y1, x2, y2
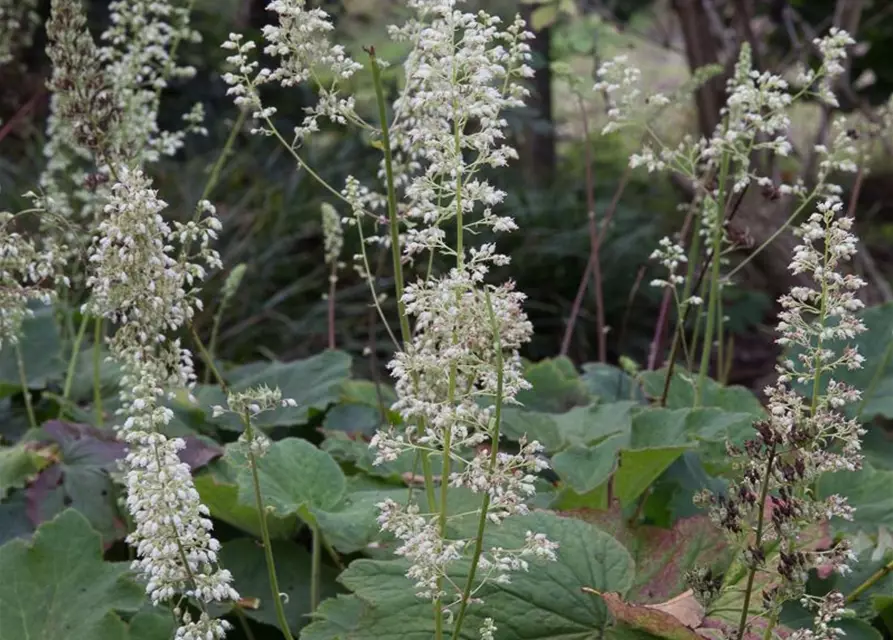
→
(1, 1, 886, 640)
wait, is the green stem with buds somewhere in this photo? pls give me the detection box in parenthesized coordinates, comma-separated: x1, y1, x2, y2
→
(366, 50, 439, 515)
(695, 150, 731, 407)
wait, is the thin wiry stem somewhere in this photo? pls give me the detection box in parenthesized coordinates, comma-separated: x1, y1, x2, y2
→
(366, 47, 439, 524)
(93, 318, 103, 426)
(190, 326, 294, 640)
(735, 444, 776, 640)
(450, 289, 504, 640)
(695, 148, 731, 407)
(61, 314, 90, 408)
(327, 265, 337, 350)
(14, 342, 36, 429)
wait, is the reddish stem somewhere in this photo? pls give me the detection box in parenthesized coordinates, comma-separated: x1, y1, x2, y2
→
(0, 88, 45, 145)
(327, 269, 337, 350)
(560, 164, 632, 358)
(579, 96, 607, 363)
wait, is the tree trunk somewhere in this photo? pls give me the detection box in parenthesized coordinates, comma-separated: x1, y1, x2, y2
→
(519, 5, 556, 187)
(672, 0, 815, 301)
(672, 0, 726, 137)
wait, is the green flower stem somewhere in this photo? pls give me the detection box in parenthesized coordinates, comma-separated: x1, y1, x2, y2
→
(93, 318, 104, 427)
(244, 425, 294, 640)
(695, 150, 731, 408)
(687, 276, 709, 371)
(434, 361, 457, 638)
(434, 87, 467, 640)
(14, 341, 36, 429)
(846, 557, 893, 604)
(762, 612, 780, 640)
(722, 335, 735, 385)
(810, 233, 832, 415)
(198, 109, 247, 205)
(191, 326, 294, 640)
(716, 290, 725, 386)
(366, 50, 438, 521)
(450, 289, 504, 640)
(367, 49, 410, 344)
(319, 523, 345, 571)
(735, 444, 776, 640)
(181, 108, 246, 260)
(658, 205, 703, 407)
(310, 523, 322, 613)
(61, 314, 90, 407)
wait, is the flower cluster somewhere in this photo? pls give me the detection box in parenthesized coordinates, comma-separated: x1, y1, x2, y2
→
(0, 211, 69, 348)
(42, 0, 120, 226)
(221, 0, 362, 139)
(371, 0, 555, 620)
(801, 28, 856, 106)
(211, 385, 297, 457)
(449, 438, 549, 524)
(387, 273, 533, 437)
(598, 31, 859, 298)
(321, 202, 344, 270)
(84, 168, 235, 637)
(223, 0, 556, 628)
(593, 55, 669, 134)
(41, 0, 204, 236)
(387, 4, 532, 262)
(649, 236, 688, 289)
(99, 0, 204, 162)
(0, 0, 40, 66)
(699, 197, 866, 635)
(376, 496, 557, 605)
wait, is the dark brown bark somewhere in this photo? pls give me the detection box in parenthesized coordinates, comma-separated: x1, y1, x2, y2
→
(672, 0, 814, 300)
(673, 0, 727, 137)
(519, 5, 556, 187)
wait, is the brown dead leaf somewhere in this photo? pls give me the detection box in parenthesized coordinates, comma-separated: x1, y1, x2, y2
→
(584, 588, 705, 640)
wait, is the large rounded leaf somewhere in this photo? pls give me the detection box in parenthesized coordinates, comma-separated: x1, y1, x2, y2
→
(551, 407, 754, 507)
(515, 357, 591, 412)
(0, 304, 63, 396)
(304, 511, 635, 639)
(198, 351, 352, 431)
(0, 509, 145, 640)
(236, 438, 346, 524)
(639, 369, 763, 416)
(571, 507, 730, 603)
(818, 464, 893, 533)
(195, 468, 297, 540)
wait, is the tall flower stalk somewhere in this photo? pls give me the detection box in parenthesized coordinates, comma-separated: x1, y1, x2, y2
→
(595, 30, 858, 404)
(83, 167, 237, 639)
(698, 197, 866, 640)
(222, 1, 556, 637)
(41, 0, 204, 239)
